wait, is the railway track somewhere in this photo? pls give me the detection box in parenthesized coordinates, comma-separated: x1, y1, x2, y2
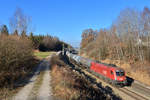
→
(119, 87, 149, 100)
(67, 58, 150, 100)
(131, 81, 150, 99)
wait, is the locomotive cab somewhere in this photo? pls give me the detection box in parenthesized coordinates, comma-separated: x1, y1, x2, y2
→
(114, 69, 127, 85)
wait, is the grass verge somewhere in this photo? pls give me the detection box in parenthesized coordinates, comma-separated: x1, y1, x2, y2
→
(34, 51, 55, 59)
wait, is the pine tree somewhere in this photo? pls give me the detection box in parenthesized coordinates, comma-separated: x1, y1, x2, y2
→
(29, 32, 34, 45)
(29, 32, 33, 40)
(13, 29, 18, 36)
(21, 30, 26, 37)
(0, 25, 9, 36)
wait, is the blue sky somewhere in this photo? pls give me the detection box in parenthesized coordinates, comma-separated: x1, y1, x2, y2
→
(0, 0, 150, 47)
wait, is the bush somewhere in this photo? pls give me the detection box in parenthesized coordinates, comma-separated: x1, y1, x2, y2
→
(0, 35, 34, 87)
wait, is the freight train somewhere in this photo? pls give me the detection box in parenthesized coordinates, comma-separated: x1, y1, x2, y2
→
(66, 51, 127, 86)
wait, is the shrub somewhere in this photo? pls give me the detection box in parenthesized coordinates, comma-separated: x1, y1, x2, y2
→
(0, 35, 33, 87)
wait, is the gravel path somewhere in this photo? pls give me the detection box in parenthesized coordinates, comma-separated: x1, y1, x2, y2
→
(37, 59, 53, 100)
(12, 56, 53, 100)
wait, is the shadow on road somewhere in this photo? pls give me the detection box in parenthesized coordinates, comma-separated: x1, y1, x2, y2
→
(13, 58, 50, 89)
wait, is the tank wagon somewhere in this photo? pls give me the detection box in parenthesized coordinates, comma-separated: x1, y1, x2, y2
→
(66, 51, 127, 86)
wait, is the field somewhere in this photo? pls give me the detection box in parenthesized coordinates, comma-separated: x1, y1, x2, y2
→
(34, 51, 55, 59)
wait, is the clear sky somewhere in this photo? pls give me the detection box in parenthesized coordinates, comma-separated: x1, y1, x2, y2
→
(0, 0, 150, 47)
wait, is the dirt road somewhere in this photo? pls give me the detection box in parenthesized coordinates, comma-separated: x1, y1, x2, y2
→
(12, 56, 53, 100)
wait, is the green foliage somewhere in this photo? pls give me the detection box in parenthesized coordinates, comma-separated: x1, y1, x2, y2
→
(29, 32, 34, 40)
(39, 35, 60, 51)
(30, 35, 44, 49)
(34, 52, 52, 58)
(28, 33, 70, 52)
(0, 25, 9, 36)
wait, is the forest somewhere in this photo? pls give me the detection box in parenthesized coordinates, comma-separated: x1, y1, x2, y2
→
(80, 7, 150, 85)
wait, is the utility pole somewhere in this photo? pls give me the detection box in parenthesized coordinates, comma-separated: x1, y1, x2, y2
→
(62, 43, 65, 55)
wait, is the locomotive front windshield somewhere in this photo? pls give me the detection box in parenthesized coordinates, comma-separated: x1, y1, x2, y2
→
(116, 70, 125, 76)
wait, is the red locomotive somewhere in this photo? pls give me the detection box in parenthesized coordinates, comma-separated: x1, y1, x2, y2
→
(66, 51, 127, 86)
(90, 62, 127, 86)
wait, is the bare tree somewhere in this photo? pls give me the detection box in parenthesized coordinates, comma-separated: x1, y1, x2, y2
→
(80, 29, 96, 54)
(141, 7, 150, 61)
(9, 7, 32, 35)
(114, 8, 144, 61)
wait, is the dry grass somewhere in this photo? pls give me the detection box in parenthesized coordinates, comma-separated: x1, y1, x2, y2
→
(0, 35, 33, 87)
(50, 55, 109, 100)
(124, 62, 150, 85)
(0, 87, 20, 100)
(51, 65, 80, 100)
